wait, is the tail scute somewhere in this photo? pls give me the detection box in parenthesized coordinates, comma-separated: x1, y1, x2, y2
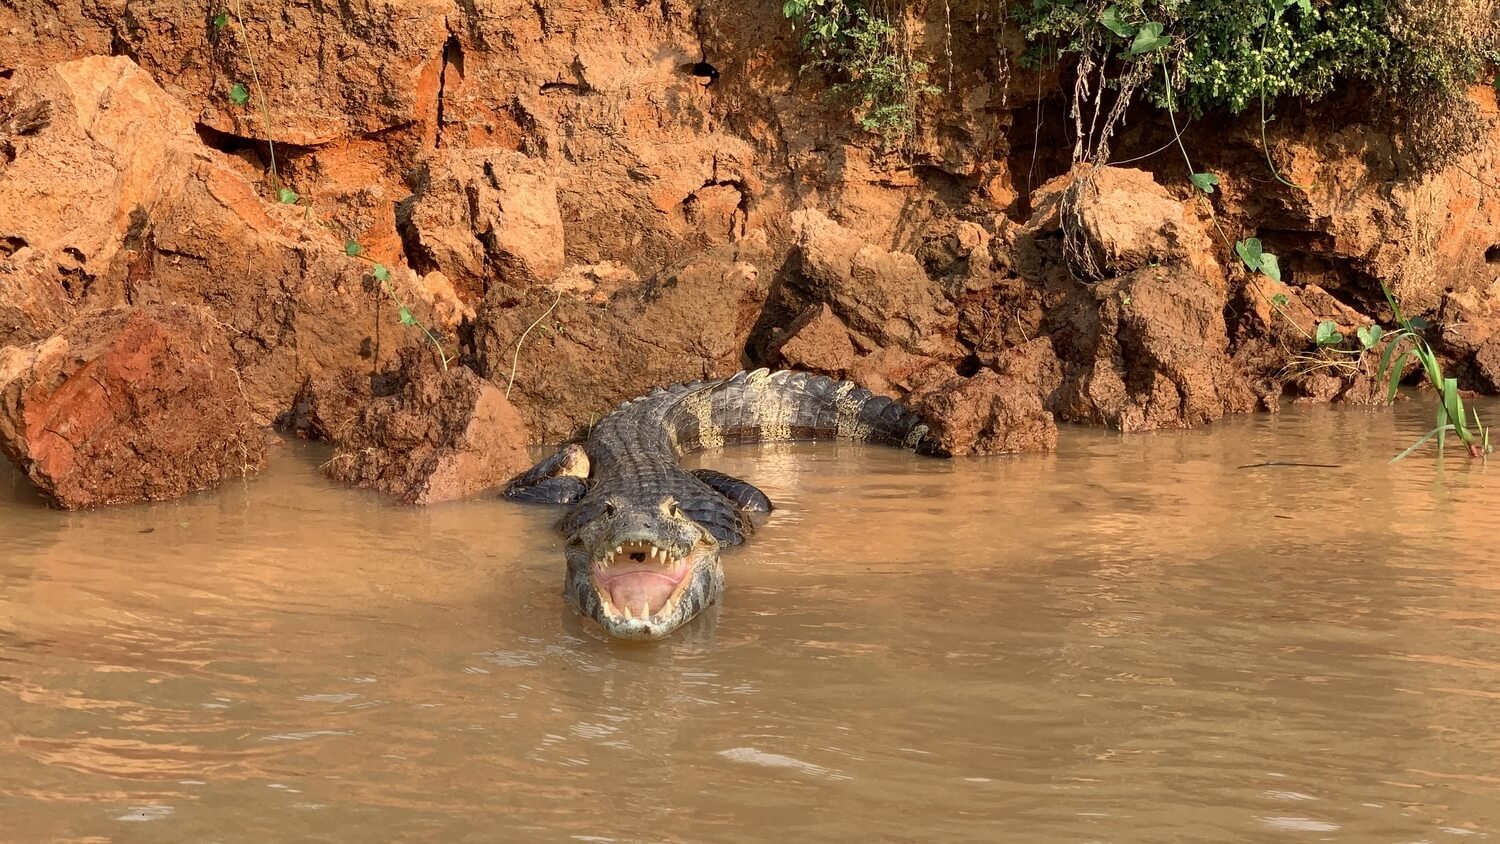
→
(663, 369, 935, 454)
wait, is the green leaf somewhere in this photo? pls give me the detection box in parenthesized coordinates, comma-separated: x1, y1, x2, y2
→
(344, 239, 363, 257)
(1259, 252, 1282, 283)
(1314, 320, 1342, 347)
(1437, 389, 1449, 456)
(1270, 293, 1289, 307)
(1235, 237, 1263, 272)
(1377, 333, 1405, 382)
(1408, 316, 1431, 330)
(213, 12, 229, 32)
(229, 82, 250, 105)
(276, 187, 299, 204)
(1386, 350, 1413, 401)
(1189, 172, 1219, 194)
(372, 263, 391, 283)
(1444, 377, 1466, 436)
(398, 307, 417, 326)
(1100, 5, 1133, 38)
(1125, 22, 1169, 56)
(1356, 324, 1383, 350)
(1295, 0, 1313, 15)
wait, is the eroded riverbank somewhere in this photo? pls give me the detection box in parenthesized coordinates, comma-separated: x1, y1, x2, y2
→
(3, 401, 1500, 841)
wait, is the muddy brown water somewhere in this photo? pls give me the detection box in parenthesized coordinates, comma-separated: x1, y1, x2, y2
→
(3, 400, 1500, 842)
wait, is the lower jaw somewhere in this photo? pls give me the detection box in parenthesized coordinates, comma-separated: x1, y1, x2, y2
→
(599, 616, 678, 641)
(592, 593, 694, 640)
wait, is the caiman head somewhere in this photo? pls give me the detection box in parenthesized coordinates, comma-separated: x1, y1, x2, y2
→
(564, 495, 724, 641)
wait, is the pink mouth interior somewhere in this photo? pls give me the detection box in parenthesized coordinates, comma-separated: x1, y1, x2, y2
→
(597, 563, 688, 615)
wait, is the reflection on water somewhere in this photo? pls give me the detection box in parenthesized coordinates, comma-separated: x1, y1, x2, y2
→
(3, 400, 1500, 842)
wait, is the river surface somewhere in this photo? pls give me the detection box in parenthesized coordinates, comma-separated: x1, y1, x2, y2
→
(3, 399, 1500, 842)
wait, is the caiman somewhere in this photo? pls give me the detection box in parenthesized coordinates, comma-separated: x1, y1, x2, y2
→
(503, 368, 945, 640)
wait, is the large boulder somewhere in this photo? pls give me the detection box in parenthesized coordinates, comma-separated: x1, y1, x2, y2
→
(1024, 164, 1223, 284)
(0, 304, 265, 508)
(784, 209, 962, 360)
(325, 349, 530, 505)
(1050, 266, 1257, 431)
(909, 369, 1058, 456)
(766, 303, 857, 377)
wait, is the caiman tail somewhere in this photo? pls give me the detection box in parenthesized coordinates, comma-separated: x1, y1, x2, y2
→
(654, 369, 942, 456)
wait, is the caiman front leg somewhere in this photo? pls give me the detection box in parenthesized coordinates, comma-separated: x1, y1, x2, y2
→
(503, 443, 592, 504)
(690, 469, 773, 513)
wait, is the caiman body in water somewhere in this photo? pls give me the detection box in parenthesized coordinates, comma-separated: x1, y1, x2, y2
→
(503, 369, 942, 639)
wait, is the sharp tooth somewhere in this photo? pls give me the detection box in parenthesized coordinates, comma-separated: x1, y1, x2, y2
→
(650, 546, 661, 561)
(615, 545, 623, 555)
(640, 598, 651, 619)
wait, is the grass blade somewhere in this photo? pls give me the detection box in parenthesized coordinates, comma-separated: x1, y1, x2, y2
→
(1436, 393, 1448, 456)
(1387, 350, 1413, 401)
(1391, 424, 1453, 463)
(1377, 333, 1405, 383)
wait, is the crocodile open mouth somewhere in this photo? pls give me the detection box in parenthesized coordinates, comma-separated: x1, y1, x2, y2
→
(592, 540, 697, 623)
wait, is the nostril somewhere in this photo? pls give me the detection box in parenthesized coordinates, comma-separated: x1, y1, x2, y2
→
(630, 552, 645, 562)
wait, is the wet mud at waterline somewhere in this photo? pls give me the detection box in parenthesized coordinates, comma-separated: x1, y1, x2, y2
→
(4, 400, 1500, 842)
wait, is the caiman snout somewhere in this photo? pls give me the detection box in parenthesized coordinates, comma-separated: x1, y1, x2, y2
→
(565, 497, 724, 640)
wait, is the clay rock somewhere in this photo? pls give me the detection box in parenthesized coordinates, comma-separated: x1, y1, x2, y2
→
(909, 370, 1058, 456)
(280, 369, 372, 443)
(787, 209, 962, 360)
(3, 0, 450, 146)
(1051, 266, 1257, 431)
(548, 261, 640, 304)
(326, 350, 530, 505)
(1474, 334, 1500, 393)
(1027, 165, 1221, 282)
(399, 150, 566, 293)
(0, 56, 446, 424)
(848, 347, 948, 400)
(474, 244, 771, 442)
(0, 247, 75, 347)
(0, 305, 265, 508)
(991, 337, 1065, 408)
(767, 304, 856, 376)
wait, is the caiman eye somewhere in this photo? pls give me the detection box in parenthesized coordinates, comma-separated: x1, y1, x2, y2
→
(670, 503, 684, 519)
(603, 499, 617, 516)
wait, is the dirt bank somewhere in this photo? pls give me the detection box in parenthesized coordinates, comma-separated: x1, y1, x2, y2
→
(2, 2, 1498, 505)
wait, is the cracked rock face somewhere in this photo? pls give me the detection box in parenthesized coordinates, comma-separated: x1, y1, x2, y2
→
(0, 56, 454, 425)
(473, 242, 772, 442)
(0, 304, 266, 509)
